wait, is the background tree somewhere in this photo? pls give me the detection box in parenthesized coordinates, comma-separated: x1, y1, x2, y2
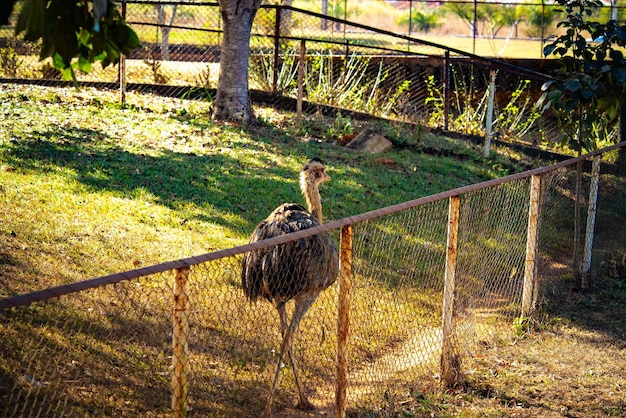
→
(442, 2, 483, 37)
(2, 0, 264, 124)
(483, 4, 520, 39)
(484, 4, 523, 56)
(522, 5, 556, 38)
(155, 2, 178, 61)
(539, 0, 626, 285)
(1, 0, 139, 82)
(540, 0, 626, 152)
(213, 0, 262, 124)
(397, 6, 443, 34)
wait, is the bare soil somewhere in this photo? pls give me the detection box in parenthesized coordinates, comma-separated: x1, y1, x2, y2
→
(271, 256, 626, 418)
(345, 258, 626, 417)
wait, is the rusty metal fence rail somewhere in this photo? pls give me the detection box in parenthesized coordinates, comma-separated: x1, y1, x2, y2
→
(0, 2, 572, 147)
(1, 142, 624, 416)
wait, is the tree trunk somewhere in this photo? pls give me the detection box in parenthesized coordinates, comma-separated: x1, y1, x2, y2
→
(214, 0, 261, 124)
(280, 0, 293, 35)
(156, 4, 178, 61)
(321, 0, 328, 30)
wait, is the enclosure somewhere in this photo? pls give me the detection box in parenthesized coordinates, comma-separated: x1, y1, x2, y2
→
(1, 140, 624, 416)
(1, 1, 597, 148)
(1, 1, 625, 416)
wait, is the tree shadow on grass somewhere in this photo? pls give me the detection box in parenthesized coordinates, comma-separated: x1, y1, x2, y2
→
(544, 272, 626, 346)
(2, 126, 304, 235)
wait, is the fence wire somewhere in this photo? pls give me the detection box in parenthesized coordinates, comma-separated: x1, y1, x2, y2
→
(0, 2, 575, 147)
(0, 271, 175, 417)
(347, 200, 449, 410)
(592, 157, 626, 270)
(1, 144, 624, 416)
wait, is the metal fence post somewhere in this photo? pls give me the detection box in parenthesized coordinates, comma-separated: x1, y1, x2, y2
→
(472, 0, 478, 53)
(172, 267, 190, 417)
(336, 225, 353, 418)
(522, 174, 541, 316)
(441, 195, 460, 388)
(582, 155, 602, 287)
(119, 0, 127, 106)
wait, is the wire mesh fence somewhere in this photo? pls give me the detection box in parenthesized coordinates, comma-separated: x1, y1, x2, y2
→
(0, 2, 576, 147)
(1, 143, 624, 416)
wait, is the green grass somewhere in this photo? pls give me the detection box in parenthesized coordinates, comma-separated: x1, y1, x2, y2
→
(0, 84, 525, 295)
(0, 83, 527, 414)
(4, 84, 624, 418)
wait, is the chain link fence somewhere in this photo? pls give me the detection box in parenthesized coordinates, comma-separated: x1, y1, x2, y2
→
(0, 1, 581, 148)
(1, 143, 624, 416)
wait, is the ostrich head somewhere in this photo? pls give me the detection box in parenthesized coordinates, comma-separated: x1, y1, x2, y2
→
(300, 158, 331, 223)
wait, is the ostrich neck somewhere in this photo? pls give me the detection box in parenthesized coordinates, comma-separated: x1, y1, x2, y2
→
(303, 182, 323, 223)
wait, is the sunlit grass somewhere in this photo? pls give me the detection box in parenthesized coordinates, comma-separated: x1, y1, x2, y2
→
(0, 84, 547, 415)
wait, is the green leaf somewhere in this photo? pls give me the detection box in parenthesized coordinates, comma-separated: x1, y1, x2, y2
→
(547, 90, 563, 102)
(52, 52, 65, 70)
(77, 55, 91, 73)
(543, 44, 557, 56)
(15, 0, 45, 41)
(575, 36, 587, 51)
(609, 49, 624, 61)
(78, 28, 91, 48)
(93, 50, 107, 62)
(565, 79, 581, 91)
(104, 40, 120, 64)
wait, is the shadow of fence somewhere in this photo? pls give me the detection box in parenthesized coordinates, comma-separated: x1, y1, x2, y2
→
(1, 142, 624, 416)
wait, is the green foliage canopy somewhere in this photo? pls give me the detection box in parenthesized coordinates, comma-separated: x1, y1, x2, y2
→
(540, 0, 626, 152)
(397, 6, 443, 34)
(2, 0, 139, 82)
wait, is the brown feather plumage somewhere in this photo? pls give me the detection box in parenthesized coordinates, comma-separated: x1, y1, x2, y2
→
(241, 158, 339, 416)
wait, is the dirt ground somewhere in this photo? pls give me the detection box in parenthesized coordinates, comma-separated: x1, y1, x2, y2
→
(358, 257, 626, 418)
(268, 256, 626, 418)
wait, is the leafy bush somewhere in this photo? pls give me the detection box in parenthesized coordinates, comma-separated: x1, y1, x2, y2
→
(249, 48, 412, 119)
(425, 68, 542, 140)
(0, 40, 21, 77)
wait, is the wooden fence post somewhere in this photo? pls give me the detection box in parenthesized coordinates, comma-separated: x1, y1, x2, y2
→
(484, 69, 497, 158)
(441, 195, 460, 388)
(443, 51, 450, 131)
(297, 39, 305, 123)
(522, 175, 541, 317)
(172, 267, 190, 418)
(573, 158, 583, 286)
(582, 155, 602, 288)
(336, 225, 353, 418)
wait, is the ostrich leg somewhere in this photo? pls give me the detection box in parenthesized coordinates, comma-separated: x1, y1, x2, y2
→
(277, 304, 310, 408)
(263, 295, 318, 417)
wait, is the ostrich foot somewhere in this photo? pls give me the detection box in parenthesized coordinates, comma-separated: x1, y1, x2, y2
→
(295, 398, 315, 411)
(261, 403, 273, 418)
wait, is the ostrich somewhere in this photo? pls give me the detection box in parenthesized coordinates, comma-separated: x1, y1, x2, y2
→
(241, 158, 339, 417)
